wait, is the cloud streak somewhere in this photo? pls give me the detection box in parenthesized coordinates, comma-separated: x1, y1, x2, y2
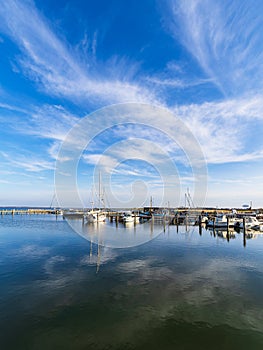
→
(173, 95, 263, 164)
(1, 1, 263, 206)
(0, 0, 156, 106)
(1, 150, 54, 172)
(166, 0, 263, 97)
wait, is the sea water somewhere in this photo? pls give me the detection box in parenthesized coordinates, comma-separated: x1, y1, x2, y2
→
(0, 214, 263, 349)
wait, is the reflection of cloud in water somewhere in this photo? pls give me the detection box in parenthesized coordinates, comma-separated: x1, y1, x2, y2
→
(44, 255, 66, 275)
(13, 244, 51, 258)
(114, 256, 263, 334)
(118, 258, 173, 280)
(67, 219, 165, 248)
(4, 233, 263, 344)
(80, 246, 118, 266)
(118, 259, 150, 272)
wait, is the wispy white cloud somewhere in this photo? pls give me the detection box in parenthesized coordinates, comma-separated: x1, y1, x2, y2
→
(166, 0, 263, 97)
(1, 0, 262, 170)
(1, 0, 263, 207)
(26, 105, 80, 141)
(146, 57, 213, 90)
(1, 151, 54, 172)
(0, 101, 27, 113)
(111, 163, 158, 178)
(146, 76, 211, 88)
(0, 99, 80, 141)
(0, 179, 10, 184)
(173, 95, 263, 164)
(0, 0, 156, 106)
(13, 158, 53, 172)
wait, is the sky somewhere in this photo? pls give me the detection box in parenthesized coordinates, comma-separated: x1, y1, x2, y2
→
(0, 0, 263, 208)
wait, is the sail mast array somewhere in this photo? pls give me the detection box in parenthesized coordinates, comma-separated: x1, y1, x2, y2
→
(185, 188, 194, 208)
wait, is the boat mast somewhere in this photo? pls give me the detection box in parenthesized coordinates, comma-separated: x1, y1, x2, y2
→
(98, 171, 103, 210)
(90, 186, 94, 212)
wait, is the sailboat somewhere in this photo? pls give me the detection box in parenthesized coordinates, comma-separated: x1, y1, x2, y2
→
(86, 209, 106, 223)
(85, 173, 107, 224)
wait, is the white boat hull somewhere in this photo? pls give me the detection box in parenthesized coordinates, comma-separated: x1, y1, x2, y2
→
(85, 211, 106, 223)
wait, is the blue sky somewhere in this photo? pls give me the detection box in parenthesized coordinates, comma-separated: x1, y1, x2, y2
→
(0, 0, 263, 208)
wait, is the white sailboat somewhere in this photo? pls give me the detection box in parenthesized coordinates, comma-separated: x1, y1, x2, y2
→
(86, 210, 106, 223)
(85, 173, 107, 224)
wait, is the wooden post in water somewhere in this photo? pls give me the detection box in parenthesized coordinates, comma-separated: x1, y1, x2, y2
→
(198, 215, 202, 235)
(226, 216, 230, 241)
(243, 229, 246, 247)
(243, 217, 246, 247)
(212, 217, 216, 237)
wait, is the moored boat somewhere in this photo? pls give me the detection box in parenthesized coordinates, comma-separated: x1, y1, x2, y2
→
(123, 212, 140, 224)
(234, 216, 261, 230)
(85, 210, 107, 223)
(207, 214, 240, 228)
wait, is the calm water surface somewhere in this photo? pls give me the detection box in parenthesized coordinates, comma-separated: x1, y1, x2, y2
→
(0, 214, 263, 349)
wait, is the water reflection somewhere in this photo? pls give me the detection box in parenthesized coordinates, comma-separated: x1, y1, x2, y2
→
(67, 217, 169, 248)
(0, 215, 263, 349)
(207, 226, 263, 247)
(66, 216, 263, 249)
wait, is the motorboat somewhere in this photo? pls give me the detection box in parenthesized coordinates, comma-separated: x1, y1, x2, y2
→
(123, 212, 139, 224)
(207, 214, 228, 228)
(207, 214, 240, 228)
(234, 216, 262, 230)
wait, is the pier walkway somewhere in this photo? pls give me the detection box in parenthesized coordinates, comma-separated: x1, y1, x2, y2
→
(0, 208, 61, 215)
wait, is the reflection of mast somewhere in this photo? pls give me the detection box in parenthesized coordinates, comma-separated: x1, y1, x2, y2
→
(89, 238, 93, 259)
(96, 229, 102, 273)
(96, 242, 101, 273)
(150, 216, 154, 238)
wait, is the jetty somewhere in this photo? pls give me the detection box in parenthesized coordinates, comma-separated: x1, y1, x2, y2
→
(0, 208, 62, 215)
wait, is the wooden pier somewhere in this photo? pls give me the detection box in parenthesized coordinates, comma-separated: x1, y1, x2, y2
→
(0, 208, 62, 216)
